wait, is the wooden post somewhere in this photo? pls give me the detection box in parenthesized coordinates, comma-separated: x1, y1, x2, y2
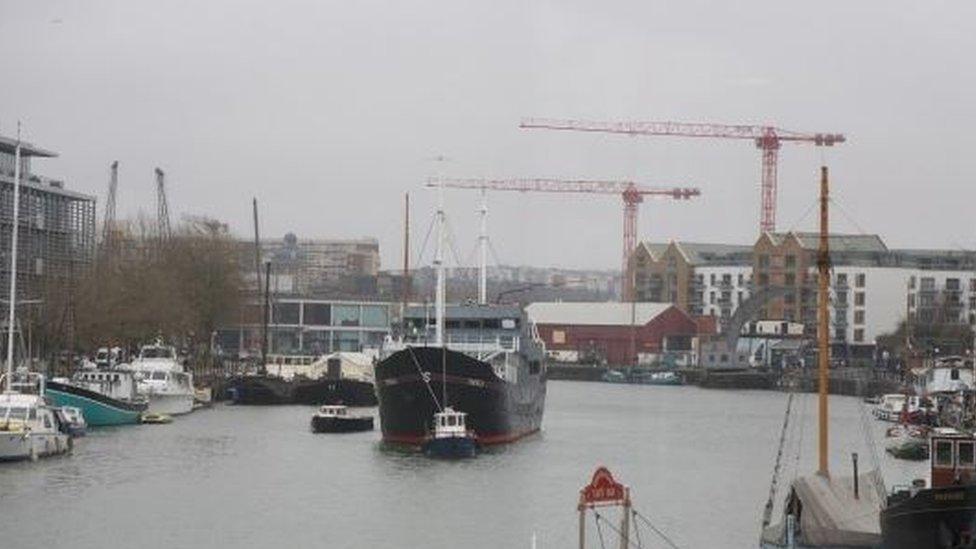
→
(817, 165, 830, 477)
(578, 501, 586, 549)
(619, 489, 631, 549)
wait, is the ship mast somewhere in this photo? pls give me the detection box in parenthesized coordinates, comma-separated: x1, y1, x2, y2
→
(817, 165, 831, 477)
(478, 187, 488, 305)
(434, 180, 445, 347)
(4, 123, 21, 393)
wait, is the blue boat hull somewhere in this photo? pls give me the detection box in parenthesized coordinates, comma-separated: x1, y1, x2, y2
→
(423, 436, 477, 459)
(46, 382, 146, 426)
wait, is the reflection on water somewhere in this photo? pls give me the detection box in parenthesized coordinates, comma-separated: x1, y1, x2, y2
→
(0, 382, 926, 548)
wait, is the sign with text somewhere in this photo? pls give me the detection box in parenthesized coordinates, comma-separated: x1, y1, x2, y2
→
(580, 466, 627, 506)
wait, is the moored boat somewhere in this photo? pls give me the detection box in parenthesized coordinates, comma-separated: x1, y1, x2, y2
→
(56, 406, 87, 437)
(422, 407, 476, 459)
(0, 373, 73, 462)
(881, 428, 976, 548)
(633, 371, 683, 386)
(310, 405, 374, 433)
(46, 370, 148, 426)
(226, 352, 378, 406)
(129, 342, 195, 416)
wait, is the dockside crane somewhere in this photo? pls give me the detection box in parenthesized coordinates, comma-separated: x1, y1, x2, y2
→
(519, 118, 845, 233)
(155, 167, 172, 243)
(426, 177, 700, 301)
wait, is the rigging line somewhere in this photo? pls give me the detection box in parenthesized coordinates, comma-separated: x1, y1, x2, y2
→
(416, 213, 437, 269)
(593, 511, 646, 549)
(761, 391, 795, 530)
(594, 511, 609, 549)
(405, 345, 443, 412)
(783, 198, 819, 235)
(829, 197, 871, 237)
(630, 510, 681, 549)
(442, 215, 465, 267)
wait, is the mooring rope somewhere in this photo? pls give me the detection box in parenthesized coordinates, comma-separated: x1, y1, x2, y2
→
(632, 509, 681, 549)
(405, 345, 442, 412)
(761, 391, 795, 531)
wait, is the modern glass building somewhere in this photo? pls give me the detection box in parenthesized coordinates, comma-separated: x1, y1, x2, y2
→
(218, 298, 392, 356)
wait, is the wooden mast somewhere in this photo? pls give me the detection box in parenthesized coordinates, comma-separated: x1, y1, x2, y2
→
(817, 165, 831, 476)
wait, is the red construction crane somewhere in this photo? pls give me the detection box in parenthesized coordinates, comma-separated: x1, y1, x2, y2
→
(427, 177, 700, 301)
(519, 118, 845, 233)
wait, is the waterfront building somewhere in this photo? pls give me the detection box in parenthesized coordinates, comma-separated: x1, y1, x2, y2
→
(0, 134, 96, 310)
(249, 233, 380, 297)
(635, 232, 976, 361)
(218, 297, 392, 357)
(525, 301, 705, 366)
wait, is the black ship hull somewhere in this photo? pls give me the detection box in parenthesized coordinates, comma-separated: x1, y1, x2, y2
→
(374, 346, 546, 447)
(226, 375, 377, 406)
(310, 415, 374, 433)
(882, 484, 976, 548)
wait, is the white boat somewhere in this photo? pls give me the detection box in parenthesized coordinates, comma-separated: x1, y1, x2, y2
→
(0, 373, 72, 462)
(873, 394, 929, 422)
(127, 343, 195, 416)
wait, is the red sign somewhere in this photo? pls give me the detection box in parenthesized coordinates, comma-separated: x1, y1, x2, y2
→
(580, 466, 627, 505)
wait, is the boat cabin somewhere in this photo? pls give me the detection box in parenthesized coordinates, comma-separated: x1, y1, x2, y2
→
(432, 407, 468, 439)
(930, 428, 976, 488)
(0, 392, 60, 434)
(317, 405, 348, 417)
(913, 356, 975, 394)
(72, 370, 141, 402)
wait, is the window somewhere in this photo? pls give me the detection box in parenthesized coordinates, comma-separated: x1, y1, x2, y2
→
(272, 302, 300, 324)
(947, 278, 961, 291)
(835, 328, 846, 340)
(921, 277, 936, 291)
(43, 414, 52, 429)
(332, 305, 360, 326)
(710, 273, 716, 285)
(738, 273, 744, 286)
(737, 291, 744, 303)
(836, 273, 848, 286)
(303, 303, 331, 325)
(785, 273, 796, 286)
(361, 305, 388, 327)
(855, 273, 866, 288)
(836, 292, 847, 304)
(720, 354, 729, 363)
(951, 368, 961, 381)
(785, 255, 796, 268)
(854, 292, 865, 306)
(960, 441, 975, 468)
(935, 440, 954, 467)
(853, 328, 864, 342)
(758, 254, 770, 268)
(710, 291, 716, 304)
(970, 279, 976, 292)
(908, 294, 916, 308)
(529, 361, 541, 375)
(552, 330, 565, 344)
(854, 310, 865, 324)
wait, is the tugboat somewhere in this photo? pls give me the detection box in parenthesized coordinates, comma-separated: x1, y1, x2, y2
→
(422, 408, 477, 459)
(46, 369, 148, 426)
(310, 405, 374, 433)
(881, 428, 976, 548)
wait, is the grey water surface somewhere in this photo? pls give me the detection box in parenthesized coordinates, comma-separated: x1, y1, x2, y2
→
(0, 381, 924, 548)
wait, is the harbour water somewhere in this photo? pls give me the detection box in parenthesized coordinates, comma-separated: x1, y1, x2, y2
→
(1, 381, 924, 548)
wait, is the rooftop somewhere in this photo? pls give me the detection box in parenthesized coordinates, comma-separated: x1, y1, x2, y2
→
(526, 301, 675, 326)
(765, 232, 889, 254)
(0, 135, 58, 158)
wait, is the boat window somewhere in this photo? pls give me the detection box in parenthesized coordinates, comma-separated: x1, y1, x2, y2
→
(8, 407, 28, 420)
(935, 440, 955, 467)
(529, 361, 541, 375)
(152, 372, 167, 380)
(28, 408, 37, 420)
(960, 442, 976, 468)
(951, 368, 960, 381)
(447, 416, 456, 426)
(43, 413, 51, 429)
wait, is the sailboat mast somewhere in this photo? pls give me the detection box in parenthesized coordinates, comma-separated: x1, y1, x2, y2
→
(478, 188, 488, 305)
(4, 124, 21, 392)
(402, 192, 410, 316)
(817, 165, 831, 476)
(434, 181, 445, 346)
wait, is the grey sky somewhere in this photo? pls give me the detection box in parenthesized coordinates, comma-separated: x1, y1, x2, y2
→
(2, 1, 974, 271)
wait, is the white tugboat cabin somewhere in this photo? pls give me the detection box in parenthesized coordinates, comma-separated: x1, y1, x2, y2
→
(432, 408, 469, 439)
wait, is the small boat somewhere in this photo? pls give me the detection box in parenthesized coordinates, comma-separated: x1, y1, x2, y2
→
(310, 405, 374, 433)
(1, 373, 73, 462)
(881, 428, 976, 548)
(873, 394, 932, 423)
(885, 424, 930, 461)
(130, 343, 196, 416)
(422, 408, 477, 459)
(601, 369, 628, 383)
(141, 412, 173, 424)
(633, 371, 683, 386)
(56, 406, 87, 437)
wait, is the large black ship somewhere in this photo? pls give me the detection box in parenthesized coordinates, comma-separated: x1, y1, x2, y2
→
(881, 428, 976, 548)
(375, 304, 546, 447)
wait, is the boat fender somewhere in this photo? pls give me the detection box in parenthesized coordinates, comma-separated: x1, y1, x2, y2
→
(66, 437, 73, 453)
(29, 444, 38, 462)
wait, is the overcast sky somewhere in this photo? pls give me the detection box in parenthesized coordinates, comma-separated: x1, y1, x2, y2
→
(2, 1, 974, 271)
